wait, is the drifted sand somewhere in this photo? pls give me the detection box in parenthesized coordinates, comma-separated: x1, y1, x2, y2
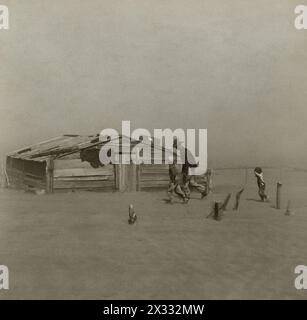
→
(0, 180, 306, 299)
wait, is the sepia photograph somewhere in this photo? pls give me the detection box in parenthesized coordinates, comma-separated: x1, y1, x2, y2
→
(0, 0, 307, 313)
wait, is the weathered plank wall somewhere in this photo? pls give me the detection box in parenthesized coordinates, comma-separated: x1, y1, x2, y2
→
(6, 155, 209, 193)
(139, 164, 209, 191)
(6, 157, 46, 190)
(139, 164, 169, 190)
(115, 163, 138, 192)
(53, 158, 115, 191)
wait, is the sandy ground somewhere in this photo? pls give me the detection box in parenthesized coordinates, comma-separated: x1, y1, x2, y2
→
(0, 179, 307, 299)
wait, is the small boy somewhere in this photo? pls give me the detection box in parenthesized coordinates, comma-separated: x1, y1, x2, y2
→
(254, 167, 269, 201)
(167, 163, 189, 203)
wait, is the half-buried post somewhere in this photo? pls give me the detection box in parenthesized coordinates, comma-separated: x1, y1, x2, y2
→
(276, 182, 282, 209)
(214, 201, 222, 221)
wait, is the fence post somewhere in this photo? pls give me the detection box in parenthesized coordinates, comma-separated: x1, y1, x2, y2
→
(119, 164, 126, 192)
(245, 168, 248, 185)
(136, 165, 141, 191)
(128, 163, 137, 192)
(233, 188, 244, 210)
(221, 193, 231, 211)
(276, 182, 282, 209)
(46, 156, 54, 194)
(206, 169, 213, 194)
(214, 201, 222, 221)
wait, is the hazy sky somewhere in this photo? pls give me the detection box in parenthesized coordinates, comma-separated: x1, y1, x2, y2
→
(1, 0, 306, 168)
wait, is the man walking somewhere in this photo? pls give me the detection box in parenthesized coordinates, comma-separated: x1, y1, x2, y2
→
(170, 138, 207, 201)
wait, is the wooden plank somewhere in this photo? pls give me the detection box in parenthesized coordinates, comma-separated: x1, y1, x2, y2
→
(46, 157, 54, 193)
(141, 171, 169, 176)
(25, 172, 45, 180)
(54, 187, 115, 192)
(117, 163, 125, 192)
(53, 179, 115, 189)
(140, 179, 168, 185)
(7, 168, 45, 189)
(24, 177, 45, 188)
(54, 159, 114, 172)
(136, 165, 141, 191)
(140, 180, 168, 188)
(54, 168, 114, 178)
(120, 164, 125, 192)
(141, 164, 168, 170)
(54, 176, 113, 181)
(55, 158, 115, 170)
(127, 163, 137, 191)
(142, 169, 168, 175)
(9, 136, 64, 156)
(6, 168, 26, 189)
(142, 170, 169, 175)
(54, 179, 115, 188)
(115, 164, 120, 189)
(57, 153, 81, 160)
(141, 170, 169, 176)
(139, 163, 169, 189)
(141, 175, 169, 182)
(8, 177, 27, 186)
(6, 168, 25, 177)
(7, 165, 46, 185)
(53, 167, 114, 178)
(54, 159, 95, 169)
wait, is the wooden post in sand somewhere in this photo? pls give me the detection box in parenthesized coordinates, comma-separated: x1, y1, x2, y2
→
(233, 188, 244, 210)
(207, 195, 229, 219)
(136, 165, 141, 191)
(214, 201, 220, 221)
(244, 168, 248, 185)
(221, 193, 232, 211)
(276, 182, 282, 209)
(206, 169, 212, 194)
(45, 156, 54, 194)
(1, 162, 9, 188)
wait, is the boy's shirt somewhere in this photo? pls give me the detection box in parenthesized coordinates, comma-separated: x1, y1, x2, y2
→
(255, 172, 265, 188)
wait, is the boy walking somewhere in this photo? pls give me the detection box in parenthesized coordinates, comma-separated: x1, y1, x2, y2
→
(167, 163, 189, 203)
(254, 167, 269, 201)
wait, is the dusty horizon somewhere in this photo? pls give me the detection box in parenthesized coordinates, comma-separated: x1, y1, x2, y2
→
(1, 0, 306, 168)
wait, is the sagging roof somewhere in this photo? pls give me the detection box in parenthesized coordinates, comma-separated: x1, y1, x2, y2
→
(7, 135, 101, 162)
(7, 134, 174, 162)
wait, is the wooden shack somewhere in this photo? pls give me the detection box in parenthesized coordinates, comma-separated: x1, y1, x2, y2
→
(5, 134, 209, 193)
(5, 135, 113, 192)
